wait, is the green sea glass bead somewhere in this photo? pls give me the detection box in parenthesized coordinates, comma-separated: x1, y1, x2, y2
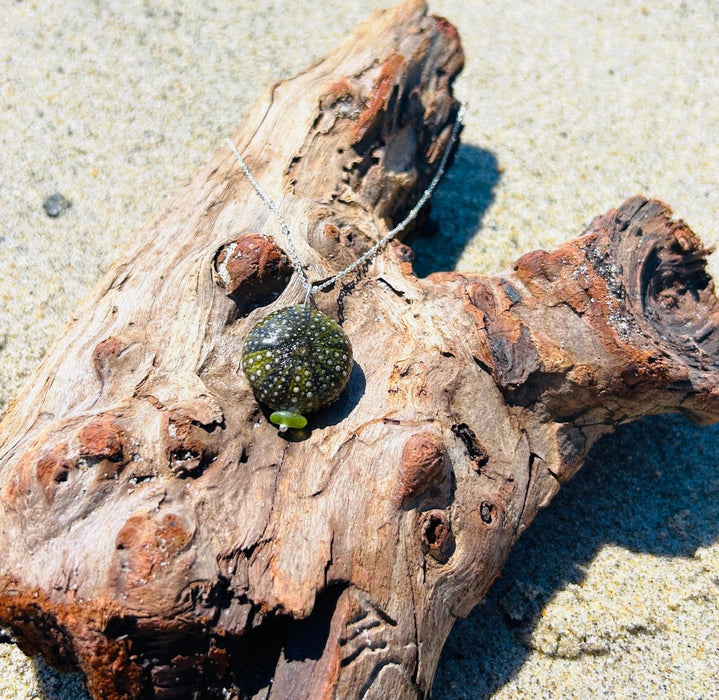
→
(269, 411, 308, 430)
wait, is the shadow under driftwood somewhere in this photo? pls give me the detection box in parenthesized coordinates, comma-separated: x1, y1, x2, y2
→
(410, 143, 501, 278)
(435, 413, 719, 698)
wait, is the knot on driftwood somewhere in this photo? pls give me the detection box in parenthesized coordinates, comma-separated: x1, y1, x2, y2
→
(214, 233, 291, 313)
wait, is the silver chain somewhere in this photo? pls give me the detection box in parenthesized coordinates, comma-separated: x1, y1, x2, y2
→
(226, 102, 466, 304)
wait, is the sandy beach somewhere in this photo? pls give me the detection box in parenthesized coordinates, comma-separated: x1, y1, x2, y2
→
(1, 1, 717, 697)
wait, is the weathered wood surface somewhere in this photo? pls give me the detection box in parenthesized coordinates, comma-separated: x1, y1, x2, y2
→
(1, 1, 718, 698)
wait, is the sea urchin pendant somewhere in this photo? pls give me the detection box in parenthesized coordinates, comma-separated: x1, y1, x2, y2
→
(241, 305, 353, 431)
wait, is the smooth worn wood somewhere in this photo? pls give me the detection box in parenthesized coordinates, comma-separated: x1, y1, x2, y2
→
(1, 1, 718, 698)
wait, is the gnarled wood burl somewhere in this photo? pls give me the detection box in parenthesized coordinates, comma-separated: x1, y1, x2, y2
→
(1, 1, 718, 698)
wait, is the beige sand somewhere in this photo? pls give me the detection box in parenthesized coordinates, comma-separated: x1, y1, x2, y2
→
(1, 1, 717, 697)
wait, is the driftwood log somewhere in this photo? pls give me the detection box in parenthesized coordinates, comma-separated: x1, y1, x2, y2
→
(1, 1, 718, 698)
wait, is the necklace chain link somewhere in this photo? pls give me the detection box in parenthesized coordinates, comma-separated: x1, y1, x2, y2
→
(226, 102, 466, 303)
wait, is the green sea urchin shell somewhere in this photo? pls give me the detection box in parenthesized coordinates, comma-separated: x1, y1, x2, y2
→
(242, 305, 353, 429)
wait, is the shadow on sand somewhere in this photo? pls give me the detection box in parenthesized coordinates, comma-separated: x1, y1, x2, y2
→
(434, 413, 719, 698)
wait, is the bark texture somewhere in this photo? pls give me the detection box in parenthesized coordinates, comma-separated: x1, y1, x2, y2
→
(1, 1, 718, 698)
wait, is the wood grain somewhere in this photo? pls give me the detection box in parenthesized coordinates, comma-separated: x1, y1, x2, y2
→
(1, 1, 717, 698)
